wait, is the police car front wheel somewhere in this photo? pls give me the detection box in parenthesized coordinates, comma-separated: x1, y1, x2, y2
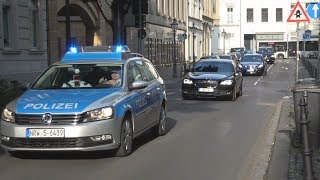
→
(115, 118, 133, 157)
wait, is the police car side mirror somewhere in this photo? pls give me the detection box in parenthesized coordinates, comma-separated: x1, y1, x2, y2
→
(130, 80, 148, 90)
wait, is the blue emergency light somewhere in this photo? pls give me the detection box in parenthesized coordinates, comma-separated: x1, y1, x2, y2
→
(61, 45, 131, 62)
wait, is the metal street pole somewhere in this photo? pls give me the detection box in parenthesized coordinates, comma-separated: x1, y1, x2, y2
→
(223, 29, 226, 54)
(65, 0, 70, 51)
(192, 23, 195, 67)
(296, 22, 300, 82)
(173, 30, 177, 78)
(318, 23, 320, 82)
(138, 0, 142, 53)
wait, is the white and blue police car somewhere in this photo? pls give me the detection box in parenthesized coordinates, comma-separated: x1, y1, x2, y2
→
(1, 45, 167, 157)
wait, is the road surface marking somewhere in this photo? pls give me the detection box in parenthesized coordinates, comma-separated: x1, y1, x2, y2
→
(254, 64, 274, 86)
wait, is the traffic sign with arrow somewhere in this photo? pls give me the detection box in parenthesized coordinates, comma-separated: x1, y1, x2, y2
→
(307, 3, 320, 19)
(287, 1, 310, 22)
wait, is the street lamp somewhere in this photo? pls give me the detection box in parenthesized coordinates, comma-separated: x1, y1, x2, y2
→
(171, 18, 178, 78)
(221, 29, 230, 54)
(222, 29, 227, 54)
(191, 23, 196, 67)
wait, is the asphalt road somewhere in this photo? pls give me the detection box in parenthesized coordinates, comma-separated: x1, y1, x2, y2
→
(0, 59, 296, 180)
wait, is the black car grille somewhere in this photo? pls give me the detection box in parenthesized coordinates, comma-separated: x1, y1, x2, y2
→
(194, 80, 218, 88)
(15, 114, 85, 125)
(2, 137, 113, 148)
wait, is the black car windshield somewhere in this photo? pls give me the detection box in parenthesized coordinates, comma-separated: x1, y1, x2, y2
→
(241, 55, 263, 62)
(193, 61, 234, 74)
(32, 64, 123, 89)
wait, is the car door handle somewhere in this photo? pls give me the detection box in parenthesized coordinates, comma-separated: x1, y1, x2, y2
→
(157, 87, 161, 91)
(146, 92, 151, 98)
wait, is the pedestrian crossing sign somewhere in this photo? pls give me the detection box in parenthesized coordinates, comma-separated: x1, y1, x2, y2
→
(287, 1, 310, 22)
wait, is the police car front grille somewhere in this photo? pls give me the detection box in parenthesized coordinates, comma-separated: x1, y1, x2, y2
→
(15, 114, 85, 125)
(2, 137, 113, 148)
(7, 138, 83, 148)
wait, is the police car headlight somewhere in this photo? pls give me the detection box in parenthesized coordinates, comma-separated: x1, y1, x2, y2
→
(271, 54, 275, 57)
(220, 80, 233, 85)
(1, 108, 15, 123)
(183, 79, 193, 84)
(83, 107, 114, 122)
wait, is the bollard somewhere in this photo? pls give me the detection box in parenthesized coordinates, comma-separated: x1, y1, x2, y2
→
(299, 91, 315, 180)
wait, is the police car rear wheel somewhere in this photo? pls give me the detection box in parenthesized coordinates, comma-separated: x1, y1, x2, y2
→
(116, 118, 133, 157)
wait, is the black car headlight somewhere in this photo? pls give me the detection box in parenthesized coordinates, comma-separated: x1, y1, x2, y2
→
(258, 64, 264, 68)
(1, 108, 15, 123)
(183, 79, 193, 84)
(83, 107, 114, 122)
(220, 80, 233, 85)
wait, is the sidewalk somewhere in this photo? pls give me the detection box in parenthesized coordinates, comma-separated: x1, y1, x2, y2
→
(266, 58, 320, 180)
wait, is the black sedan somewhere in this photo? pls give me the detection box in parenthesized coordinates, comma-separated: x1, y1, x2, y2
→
(182, 59, 243, 101)
(240, 54, 267, 76)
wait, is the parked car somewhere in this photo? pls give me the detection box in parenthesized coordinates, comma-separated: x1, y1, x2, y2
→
(182, 59, 243, 101)
(257, 47, 275, 64)
(240, 54, 267, 76)
(1, 45, 167, 157)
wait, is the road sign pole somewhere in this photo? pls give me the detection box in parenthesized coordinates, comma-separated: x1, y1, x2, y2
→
(296, 22, 300, 82)
(318, 25, 320, 82)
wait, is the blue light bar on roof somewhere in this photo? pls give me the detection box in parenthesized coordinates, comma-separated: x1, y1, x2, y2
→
(70, 46, 78, 53)
(61, 52, 122, 62)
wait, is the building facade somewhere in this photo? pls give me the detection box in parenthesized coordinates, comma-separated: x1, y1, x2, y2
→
(0, 0, 47, 83)
(47, 0, 111, 64)
(213, 0, 319, 55)
(188, 0, 203, 64)
(126, 0, 188, 67)
(202, 0, 215, 57)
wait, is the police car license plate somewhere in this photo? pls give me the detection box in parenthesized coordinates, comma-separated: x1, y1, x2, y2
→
(26, 128, 65, 138)
(198, 87, 214, 92)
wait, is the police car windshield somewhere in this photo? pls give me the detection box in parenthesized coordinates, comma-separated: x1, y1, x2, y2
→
(32, 64, 123, 89)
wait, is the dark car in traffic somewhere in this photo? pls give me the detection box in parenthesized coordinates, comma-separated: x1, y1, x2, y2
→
(200, 55, 220, 60)
(257, 47, 275, 64)
(230, 47, 246, 58)
(240, 54, 267, 76)
(182, 59, 243, 101)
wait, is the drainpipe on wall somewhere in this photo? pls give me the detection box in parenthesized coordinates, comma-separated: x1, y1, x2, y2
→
(46, 0, 50, 67)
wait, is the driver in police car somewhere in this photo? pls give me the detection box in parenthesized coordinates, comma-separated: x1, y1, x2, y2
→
(99, 71, 121, 86)
(62, 69, 92, 88)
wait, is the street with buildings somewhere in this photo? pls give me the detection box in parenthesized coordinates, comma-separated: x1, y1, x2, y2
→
(0, 0, 320, 179)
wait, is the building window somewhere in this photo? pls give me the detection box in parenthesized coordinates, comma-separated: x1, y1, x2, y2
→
(261, 8, 268, 22)
(247, 8, 253, 22)
(2, 5, 10, 47)
(31, 0, 39, 47)
(227, 7, 233, 24)
(276, 8, 282, 22)
(213, 0, 216, 14)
